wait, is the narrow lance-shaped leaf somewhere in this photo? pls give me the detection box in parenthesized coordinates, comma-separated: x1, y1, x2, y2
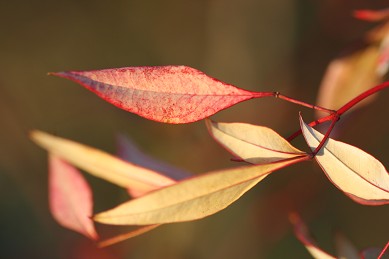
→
(93, 157, 306, 226)
(31, 130, 176, 196)
(300, 115, 389, 205)
(206, 119, 306, 164)
(49, 155, 98, 240)
(50, 66, 274, 123)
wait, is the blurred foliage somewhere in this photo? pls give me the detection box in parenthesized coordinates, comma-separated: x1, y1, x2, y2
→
(0, 0, 388, 258)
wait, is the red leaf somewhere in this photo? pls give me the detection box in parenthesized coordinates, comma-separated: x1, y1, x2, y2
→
(51, 66, 273, 123)
(354, 9, 389, 22)
(49, 154, 98, 240)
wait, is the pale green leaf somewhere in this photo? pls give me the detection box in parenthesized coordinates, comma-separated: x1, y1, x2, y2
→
(300, 116, 389, 205)
(206, 119, 306, 164)
(94, 157, 305, 226)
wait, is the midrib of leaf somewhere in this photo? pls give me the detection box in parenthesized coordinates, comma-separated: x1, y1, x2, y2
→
(94, 82, 257, 97)
(96, 174, 265, 220)
(306, 125, 389, 192)
(211, 123, 304, 156)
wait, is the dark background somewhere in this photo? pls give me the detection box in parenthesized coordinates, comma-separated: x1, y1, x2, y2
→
(0, 0, 388, 258)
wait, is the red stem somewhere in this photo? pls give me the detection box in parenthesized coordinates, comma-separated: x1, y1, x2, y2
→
(312, 115, 339, 156)
(275, 92, 335, 114)
(288, 80, 389, 142)
(287, 114, 334, 141)
(378, 241, 389, 259)
(337, 81, 389, 116)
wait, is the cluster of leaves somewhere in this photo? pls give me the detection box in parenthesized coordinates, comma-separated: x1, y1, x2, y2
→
(31, 9, 389, 258)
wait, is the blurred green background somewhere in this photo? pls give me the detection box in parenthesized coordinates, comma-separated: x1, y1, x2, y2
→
(0, 0, 388, 258)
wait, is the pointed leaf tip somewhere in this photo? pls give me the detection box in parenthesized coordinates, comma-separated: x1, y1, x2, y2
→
(52, 66, 273, 123)
(300, 115, 389, 205)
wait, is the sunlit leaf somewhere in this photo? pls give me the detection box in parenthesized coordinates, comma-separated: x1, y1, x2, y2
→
(94, 157, 305, 226)
(206, 119, 306, 164)
(49, 155, 98, 240)
(51, 66, 273, 124)
(117, 134, 190, 181)
(31, 130, 176, 196)
(300, 115, 389, 205)
(290, 214, 336, 259)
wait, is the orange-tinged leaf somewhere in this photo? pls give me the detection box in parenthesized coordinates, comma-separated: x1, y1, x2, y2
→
(300, 116, 389, 205)
(316, 45, 381, 114)
(206, 119, 306, 164)
(31, 130, 176, 196)
(49, 155, 98, 240)
(51, 66, 273, 124)
(290, 214, 336, 259)
(316, 16, 389, 117)
(93, 157, 305, 226)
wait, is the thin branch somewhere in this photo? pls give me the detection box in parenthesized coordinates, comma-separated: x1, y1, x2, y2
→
(275, 92, 335, 114)
(378, 241, 389, 259)
(311, 115, 339, 157)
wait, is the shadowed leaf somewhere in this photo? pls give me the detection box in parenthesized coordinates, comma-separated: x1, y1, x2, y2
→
(300, 115, 389, 205)
(334, 232, 359, 259)
(206, 119, 306, 164)
(117, 134, 190, 181)
(51, 66, 274, 123)
(93, 157, 305, 226)
(290, 214, 336, 259)
(49, 155, 98, 240)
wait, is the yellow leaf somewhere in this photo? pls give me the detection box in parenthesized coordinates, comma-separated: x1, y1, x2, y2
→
(94, 157, 305, 226)
(206, 119, 306, 164)
(30, 130, 176, 195)
(300, 116, 389, 205)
